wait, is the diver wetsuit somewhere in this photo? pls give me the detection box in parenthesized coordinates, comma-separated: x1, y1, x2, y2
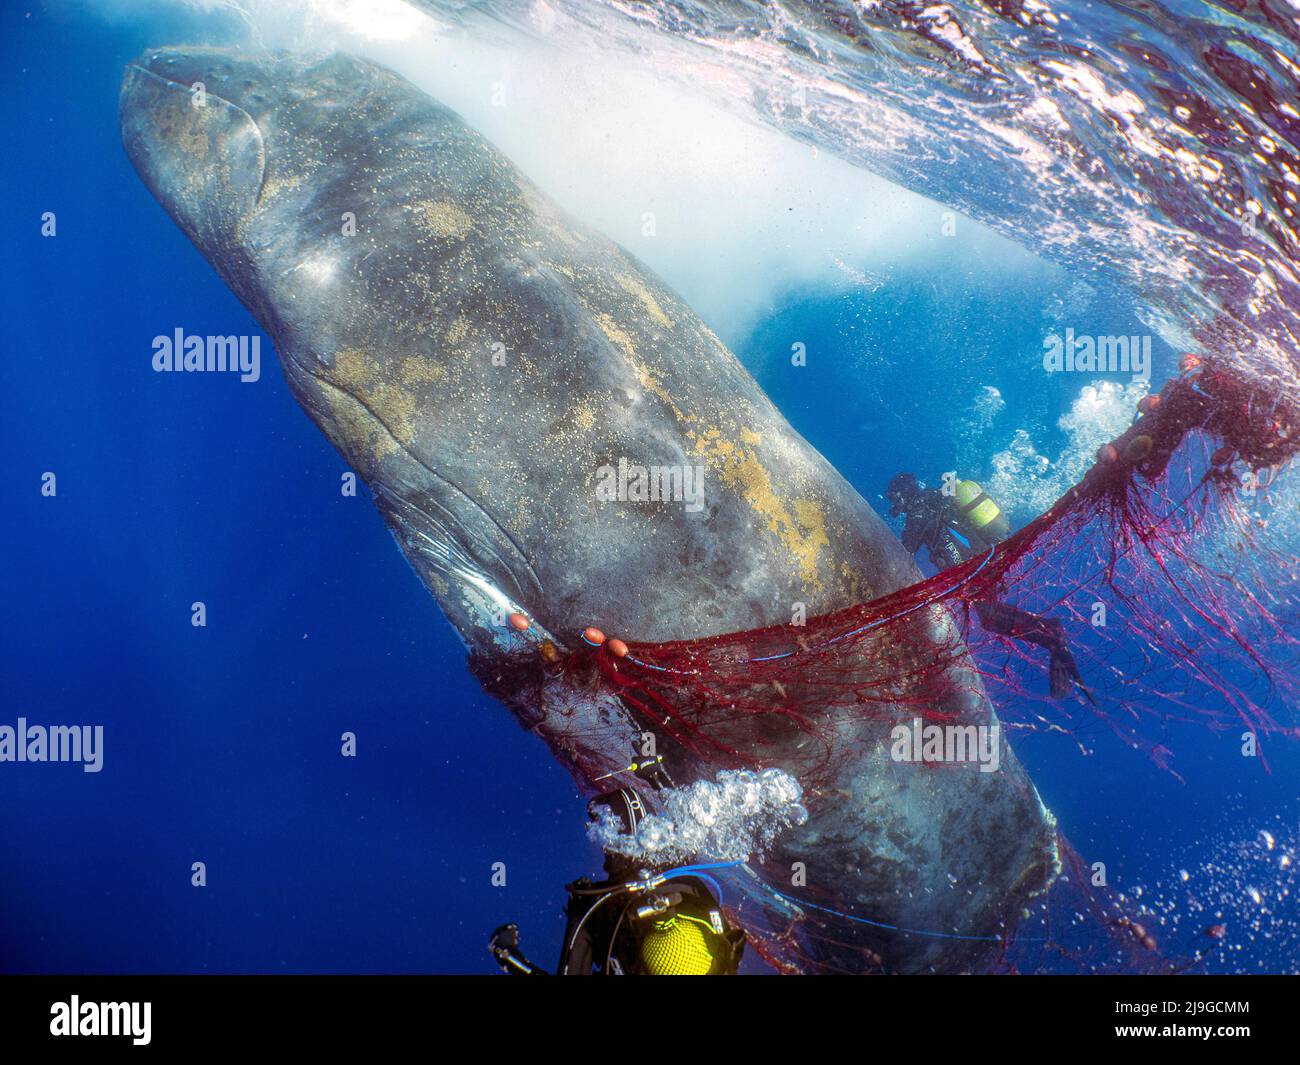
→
(891, 477, 1090, 701)
(898, 485, 992, 569)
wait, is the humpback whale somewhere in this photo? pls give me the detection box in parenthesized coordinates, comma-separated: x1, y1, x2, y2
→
(120, 47, 1058, 973)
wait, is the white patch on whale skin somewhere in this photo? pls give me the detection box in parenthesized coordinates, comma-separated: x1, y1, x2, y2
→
(403, 523, 544, 654)
(286, 250, 340, 286)
(372, 484, 546, 651)
(588, 767, 809, 866)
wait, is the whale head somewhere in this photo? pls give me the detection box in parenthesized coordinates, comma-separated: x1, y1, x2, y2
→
(119, 48, 398, 316)
(121, 48, 552, 650)
(119, 49, 277, 293)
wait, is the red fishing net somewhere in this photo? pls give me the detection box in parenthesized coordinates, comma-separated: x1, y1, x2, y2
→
(535, 353, 1300, 972)
(570, 356, 1300, 779)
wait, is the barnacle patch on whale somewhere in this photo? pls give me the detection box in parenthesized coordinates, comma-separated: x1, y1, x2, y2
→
(315, 347, 419, 461)
(691, 427, 829, 589)
(407, 199, 474, 240)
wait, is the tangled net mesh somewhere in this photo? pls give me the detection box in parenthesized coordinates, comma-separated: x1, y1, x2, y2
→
(578, 357, 1300, 772)
(504, 352, 1300, 971)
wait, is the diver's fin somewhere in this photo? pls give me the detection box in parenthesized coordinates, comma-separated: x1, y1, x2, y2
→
(1049, 648, 1093, 704)
(1048, 655, 1072, 699)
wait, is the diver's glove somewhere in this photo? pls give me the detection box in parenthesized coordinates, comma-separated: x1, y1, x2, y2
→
(489, 923, 520, 954)
(489, 923, 548, 976)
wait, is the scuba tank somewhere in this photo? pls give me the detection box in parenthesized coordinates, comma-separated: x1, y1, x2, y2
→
(952, 479, 1010, 544)
(637, 899, 737, 976)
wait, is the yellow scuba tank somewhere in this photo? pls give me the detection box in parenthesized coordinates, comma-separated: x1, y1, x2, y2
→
(639, 914, 720, 975)
(954, 480, 1008, 541)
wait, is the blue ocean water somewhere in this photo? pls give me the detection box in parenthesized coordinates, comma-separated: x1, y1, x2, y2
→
(2, 5, 1297, 974)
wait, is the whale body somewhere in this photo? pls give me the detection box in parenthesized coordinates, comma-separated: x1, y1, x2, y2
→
(120, 47, 1058, 972)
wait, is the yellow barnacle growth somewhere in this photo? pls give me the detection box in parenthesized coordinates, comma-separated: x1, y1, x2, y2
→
(318, 347, 419, 459)
(259, 168, 307, 204)
(586, 300, 829, 588)
(615, 274, 673, 329)
(692, 428, 829, 590)
(370, 383, 417, 445)
(408, 199, 474, 240)
(595, 313, 694, 424)
(315, 376, 397, 465)
(571, 401, 597, 432)
(593, 312, 638, 360)
(445, 317, 470, 345)
(153, 100, 211, 157)
(398, 356, 443, 386)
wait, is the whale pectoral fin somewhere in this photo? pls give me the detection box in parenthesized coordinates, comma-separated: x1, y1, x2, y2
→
(120, 63, 266, 254)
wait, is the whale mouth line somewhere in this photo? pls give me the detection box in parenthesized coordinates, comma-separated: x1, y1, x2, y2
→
(282, 347, 547, 605)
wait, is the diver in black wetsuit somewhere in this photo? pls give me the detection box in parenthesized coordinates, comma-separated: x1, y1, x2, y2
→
(886, 472, 1091, 702)
(488, 765, 746, 976)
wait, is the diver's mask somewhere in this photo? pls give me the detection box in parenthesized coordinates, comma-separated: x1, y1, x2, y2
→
(887, 472, 923, 517)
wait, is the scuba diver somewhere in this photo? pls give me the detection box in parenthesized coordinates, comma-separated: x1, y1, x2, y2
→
(488, 758, 746, 976)
(886, 471, 1092, 702)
